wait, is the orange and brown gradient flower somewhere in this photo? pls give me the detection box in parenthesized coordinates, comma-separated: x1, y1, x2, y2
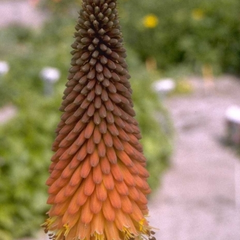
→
(42, 0, 155, 239)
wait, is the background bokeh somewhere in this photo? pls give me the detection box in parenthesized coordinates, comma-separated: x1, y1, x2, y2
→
(0, 0, 239, 239)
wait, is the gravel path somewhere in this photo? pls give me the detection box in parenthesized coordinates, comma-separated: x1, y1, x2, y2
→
(149, 76, 240, 240)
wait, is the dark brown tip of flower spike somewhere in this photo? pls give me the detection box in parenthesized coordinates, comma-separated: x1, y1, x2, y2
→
(54, 0, 136, 148)
(43, 0, 154, 240)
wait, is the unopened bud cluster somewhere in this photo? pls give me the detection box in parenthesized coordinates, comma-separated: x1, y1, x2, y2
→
(43, 1, 155, 240)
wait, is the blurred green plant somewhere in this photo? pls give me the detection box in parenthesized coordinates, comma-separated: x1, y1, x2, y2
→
(120, 0, 240, 74)
(39, 0, 81, 16)
(0, 96, 59, 239)
(0, 10, 172, 239)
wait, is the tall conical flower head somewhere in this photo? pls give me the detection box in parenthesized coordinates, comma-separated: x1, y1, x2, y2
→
(42, 1, 155, 240)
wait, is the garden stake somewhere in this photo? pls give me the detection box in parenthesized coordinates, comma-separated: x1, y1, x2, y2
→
(42, 1, 155, 239)
(40, 67, 61, 96)
(0, 61, 9, 77)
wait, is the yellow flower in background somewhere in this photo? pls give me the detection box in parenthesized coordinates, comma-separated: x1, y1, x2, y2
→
(143, 14, 159, 28)
(191, 8, 204, 21)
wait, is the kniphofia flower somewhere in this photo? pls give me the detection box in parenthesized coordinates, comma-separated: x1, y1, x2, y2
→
(42, 0, 155, 239)
(143, 14, 159, 29)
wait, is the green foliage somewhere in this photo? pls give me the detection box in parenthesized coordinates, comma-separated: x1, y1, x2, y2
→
(0, 95, 59, 238)
(0, 12, 172, 239)
(119, 0, 240, 74)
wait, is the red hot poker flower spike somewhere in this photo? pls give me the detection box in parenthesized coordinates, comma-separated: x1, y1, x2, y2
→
(42, 1, 156, 240)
